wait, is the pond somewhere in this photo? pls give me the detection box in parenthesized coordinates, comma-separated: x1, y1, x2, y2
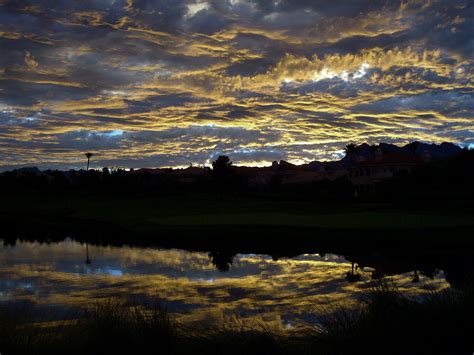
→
(0, 238, 454, 330)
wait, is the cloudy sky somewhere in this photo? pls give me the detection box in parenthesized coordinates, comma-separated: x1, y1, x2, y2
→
(0, 0, 473, 170)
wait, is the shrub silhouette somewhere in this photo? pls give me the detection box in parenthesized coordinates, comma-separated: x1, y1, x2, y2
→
(212, 155, 232, 178)
(2, 281, 474, 354)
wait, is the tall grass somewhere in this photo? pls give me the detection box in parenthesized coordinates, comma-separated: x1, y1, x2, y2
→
(313, 279, 474, 354)
(1, 280, 473, 354)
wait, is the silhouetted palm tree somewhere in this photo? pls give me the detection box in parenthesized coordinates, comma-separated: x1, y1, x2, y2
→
(346, 261, 361, 282)
(85, 152, 94, 171)
(85, 243, 91, 265)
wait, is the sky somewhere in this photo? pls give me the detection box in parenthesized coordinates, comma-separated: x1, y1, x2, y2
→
(0, 0, 473, 170)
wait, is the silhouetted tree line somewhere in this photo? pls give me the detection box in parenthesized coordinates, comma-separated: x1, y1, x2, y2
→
(1, 151, 473, 201)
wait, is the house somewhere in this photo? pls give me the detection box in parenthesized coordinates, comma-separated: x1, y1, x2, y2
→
(167, 166, 210, 184)
(347, 148, 424, 195)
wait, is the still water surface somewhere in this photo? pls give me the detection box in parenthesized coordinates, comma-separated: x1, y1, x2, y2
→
(0, 238, 449, 329)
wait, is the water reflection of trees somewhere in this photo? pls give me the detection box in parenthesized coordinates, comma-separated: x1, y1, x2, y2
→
(208, 250, 235, 272)
(3, 234, 474, 289)
(346, 262, 361, 282)
(85, 243, 91, 265)
(205, 249, 474, 289)
(204, 248, 474, 290)
(343, 251, 474, 289)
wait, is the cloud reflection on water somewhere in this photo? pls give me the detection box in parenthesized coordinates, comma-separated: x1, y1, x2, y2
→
(0, 239, 449, 329)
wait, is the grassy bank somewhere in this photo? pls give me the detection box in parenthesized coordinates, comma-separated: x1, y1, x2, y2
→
(1, 280, 473, 355)
(2, 192, 474, 239)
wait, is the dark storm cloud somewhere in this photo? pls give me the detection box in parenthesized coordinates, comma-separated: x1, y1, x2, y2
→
(352, 90, 474, 118)
(10, 125, 281, 152)
(0, 0, 473, 169)
(225, 57, 276, 77)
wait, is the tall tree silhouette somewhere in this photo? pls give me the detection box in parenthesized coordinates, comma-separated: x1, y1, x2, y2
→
(408, 141, 420, 156)
(212, 155, 232, 178)
(85, 152, 94, 171)
(369, 144, 378, 157)
(208, 250, 235, 272)
(346, 261, 361, 282)
(344, 144, 358, 164)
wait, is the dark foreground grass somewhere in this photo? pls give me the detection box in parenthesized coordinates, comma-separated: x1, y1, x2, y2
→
(3, 192, 474, 235)
(1, 280, 473, 355)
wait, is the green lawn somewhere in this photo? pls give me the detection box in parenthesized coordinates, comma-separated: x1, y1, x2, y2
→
(150, 211, 474, 229)
(2, 192, 473, 233)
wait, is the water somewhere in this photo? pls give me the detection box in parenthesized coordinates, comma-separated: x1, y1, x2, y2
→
(0, 238, 452, 329)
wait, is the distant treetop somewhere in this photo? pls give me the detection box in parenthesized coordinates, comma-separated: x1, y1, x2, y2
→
(212, 155, 232, 171)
